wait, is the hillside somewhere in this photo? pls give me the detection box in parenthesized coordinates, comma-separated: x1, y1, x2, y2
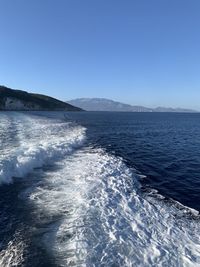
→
(68, 98, 197, 113)
(68, 98, 152, 112)
(0, 86, 82, 111)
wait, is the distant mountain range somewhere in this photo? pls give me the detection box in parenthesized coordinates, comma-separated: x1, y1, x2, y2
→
(0, 86, 197, 113)
(0, 86, 82, 111)
(68, 98, 198, 113)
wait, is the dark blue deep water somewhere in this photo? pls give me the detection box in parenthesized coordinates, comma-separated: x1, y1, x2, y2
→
(0, 111, 200, 267)
(68, 112, 200, 211)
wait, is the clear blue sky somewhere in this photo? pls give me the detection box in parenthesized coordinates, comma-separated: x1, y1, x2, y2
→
(0, 0, 200, 109)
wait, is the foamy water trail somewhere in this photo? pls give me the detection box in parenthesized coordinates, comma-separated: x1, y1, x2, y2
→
(0, 112, 86, 266)
(1, 112, 200, 266)
(28, 147, 200, 267)
(0, 230, 26, 267)
(0, 112, 86, 184)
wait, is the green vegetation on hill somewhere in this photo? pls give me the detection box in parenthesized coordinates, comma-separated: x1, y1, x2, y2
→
(0, 86, 82, 111)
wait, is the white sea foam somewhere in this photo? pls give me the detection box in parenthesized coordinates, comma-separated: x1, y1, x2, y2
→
(28, 147, 200, 267)
(0, 112, 86, 184)
(0, 230, 26, 267)
(1, 112, 200, 266)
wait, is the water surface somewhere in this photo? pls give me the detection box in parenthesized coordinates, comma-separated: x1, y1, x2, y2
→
(0, 111, 200, 267)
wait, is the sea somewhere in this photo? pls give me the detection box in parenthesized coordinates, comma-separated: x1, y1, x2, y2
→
(0, 111, 200, 267)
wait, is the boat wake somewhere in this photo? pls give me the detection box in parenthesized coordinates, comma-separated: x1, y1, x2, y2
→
(0, 112, 85, 185)
(0, 112, 200, 266)
(29, 148, 200, 266)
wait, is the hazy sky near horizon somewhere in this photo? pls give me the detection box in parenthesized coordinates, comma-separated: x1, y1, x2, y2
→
(0, 0, 200, 109)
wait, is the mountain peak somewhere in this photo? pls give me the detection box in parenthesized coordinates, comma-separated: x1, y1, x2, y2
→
(68, 98, 198, 113)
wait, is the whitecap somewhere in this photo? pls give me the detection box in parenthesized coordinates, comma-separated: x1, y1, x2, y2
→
(28, 147, 200, 267)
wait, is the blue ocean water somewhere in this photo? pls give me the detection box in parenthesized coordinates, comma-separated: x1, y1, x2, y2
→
(0, 111, 200, 267)
(67, 112, 200, 211)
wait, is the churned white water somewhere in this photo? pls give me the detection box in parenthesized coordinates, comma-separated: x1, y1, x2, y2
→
(0, 112, 200, 267)
(0, 112, 86, 184)
(30, 147, 200, 267)
(0, 112, 86, 266)
(0, 230, 26, 267)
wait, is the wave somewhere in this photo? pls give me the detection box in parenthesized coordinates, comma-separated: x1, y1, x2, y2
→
(26, 146, 200, 267)
(1, 112, 200, 266)
(0, 229, 26, 267)
(0, 112, 86, 185)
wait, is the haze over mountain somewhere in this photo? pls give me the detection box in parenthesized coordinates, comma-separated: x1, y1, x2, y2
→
(68, 98, 198, 113)
(0, 86, 82, 111)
